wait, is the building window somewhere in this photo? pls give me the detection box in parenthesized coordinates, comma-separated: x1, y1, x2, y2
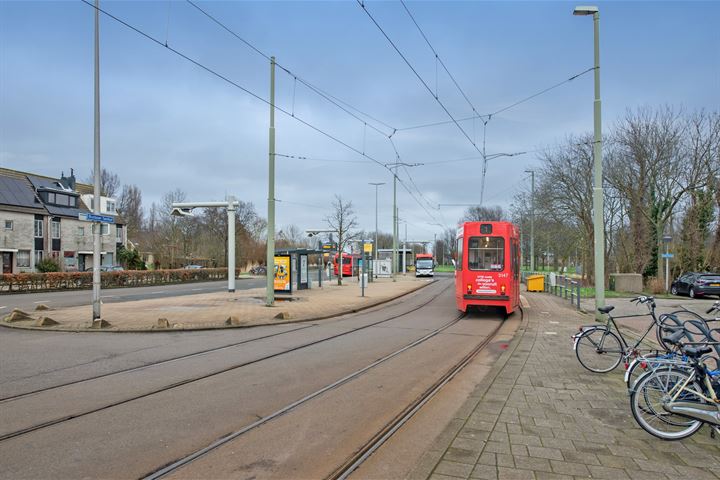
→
(116, 226, 123, 243)
(106, 201, 116, 213)
(52, 220, 61, 239)
(34, 219, 43, 238)
(92, 224, 109, 235)
(34, 250, 43, 265)
(17, 250, 31, 268)
(77, 226, 85, 236)
(47, 192, 56, 204)
(4, 220, 12, 230)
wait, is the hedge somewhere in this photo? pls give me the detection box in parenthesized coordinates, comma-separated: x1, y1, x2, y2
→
(0, 268, 235, 293)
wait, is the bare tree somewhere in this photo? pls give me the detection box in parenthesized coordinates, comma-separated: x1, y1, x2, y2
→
(325, 195, 359, 285)
(86, 168, 120, 197)
(461, 205, 506, 222)
(118, 184, 143, 239)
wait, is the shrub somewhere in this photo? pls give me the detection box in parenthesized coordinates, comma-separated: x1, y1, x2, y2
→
(646, 276, 666, 295)
(36, 258, 60, 273)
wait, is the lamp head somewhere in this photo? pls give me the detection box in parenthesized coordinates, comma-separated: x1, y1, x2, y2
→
(573, 5, 598, 15)
(171, 207, 194, 217)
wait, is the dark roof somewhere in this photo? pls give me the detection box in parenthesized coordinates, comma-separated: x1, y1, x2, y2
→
(0, 175, 46, 213)
(27, 175, 88, 218)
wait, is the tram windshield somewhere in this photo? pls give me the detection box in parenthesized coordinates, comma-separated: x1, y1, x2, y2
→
(468, 236, 504, 271)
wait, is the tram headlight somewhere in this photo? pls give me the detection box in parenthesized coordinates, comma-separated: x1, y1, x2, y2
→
(501, 284, 506, 295)
(467, 284, 472, 294)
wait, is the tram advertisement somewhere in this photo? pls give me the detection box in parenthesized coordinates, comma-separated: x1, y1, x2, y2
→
(473, 274, 498, 294)
(274, 255, 291, 292)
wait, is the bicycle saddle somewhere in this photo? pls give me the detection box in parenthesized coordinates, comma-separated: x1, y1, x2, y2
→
(683, 345, 713, 358)
(597, 305, 615, 314)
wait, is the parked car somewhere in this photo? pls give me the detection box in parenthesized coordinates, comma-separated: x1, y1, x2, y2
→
(85, 265, 123, 272)
(670, 272, 720, 298)
(183, 265, 204, 270)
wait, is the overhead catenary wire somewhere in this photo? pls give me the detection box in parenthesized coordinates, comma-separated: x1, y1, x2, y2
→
(81, 0, 392, 174)
(185, 0, 395, 137)
(399, 0, 482, 120)
(356, 0, 484, 157)
(396, 67, 596, 132)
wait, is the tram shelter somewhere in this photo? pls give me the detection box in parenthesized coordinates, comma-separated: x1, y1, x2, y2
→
(274, 248, 324, 294)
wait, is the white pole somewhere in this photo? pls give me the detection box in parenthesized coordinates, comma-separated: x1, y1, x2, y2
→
(227, 196, 236, 293)
(92, 0, 102, 325)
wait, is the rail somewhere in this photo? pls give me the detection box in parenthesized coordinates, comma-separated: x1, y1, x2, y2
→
(521, 271, 581, 310)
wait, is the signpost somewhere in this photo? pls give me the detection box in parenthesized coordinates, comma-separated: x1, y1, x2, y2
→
(79, 213, 114, 224)
(662, 235, 673, 293)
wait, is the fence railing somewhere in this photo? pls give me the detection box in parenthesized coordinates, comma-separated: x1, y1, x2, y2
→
(521, 271, 582, 310)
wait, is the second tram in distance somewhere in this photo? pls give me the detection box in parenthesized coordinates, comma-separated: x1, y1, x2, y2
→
(455, 221, 521, 316)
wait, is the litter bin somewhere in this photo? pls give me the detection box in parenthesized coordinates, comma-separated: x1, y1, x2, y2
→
(527, 274, 545, 292)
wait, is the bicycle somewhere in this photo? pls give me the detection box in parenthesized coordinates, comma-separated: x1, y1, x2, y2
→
(625, 301, 720, 388)
(572, 296, 684, 373)
(630, 328, 720, 441)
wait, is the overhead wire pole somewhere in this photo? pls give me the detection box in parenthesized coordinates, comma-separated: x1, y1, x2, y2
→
(266, 56, 276, 307)
(91, 0, 103, 326)
(368, 182, 385, 276)
(525, 169, 535, 272)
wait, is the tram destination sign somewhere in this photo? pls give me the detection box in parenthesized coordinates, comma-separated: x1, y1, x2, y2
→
(78, 213, 115, 224)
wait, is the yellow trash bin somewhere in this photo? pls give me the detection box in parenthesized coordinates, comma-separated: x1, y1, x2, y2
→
(527, 274, 545, 292)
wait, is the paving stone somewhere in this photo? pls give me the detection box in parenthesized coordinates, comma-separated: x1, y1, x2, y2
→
(527, 446, 564, 461)
(548, 460, 590, 477)
(470, 464, 498, 480)
(533, 473, 573, 480)
(435, 460, 475, 478)
(497, 467, 535, 479)
(587, 465, 631, 479)
(486, 442, 512, 455)
(513, 455, 552, 473)
(445, 447, 482, 465)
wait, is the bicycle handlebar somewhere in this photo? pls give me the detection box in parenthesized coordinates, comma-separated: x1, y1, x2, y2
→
(706, 301, 720, 315)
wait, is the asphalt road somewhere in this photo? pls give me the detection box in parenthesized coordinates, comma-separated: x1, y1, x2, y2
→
(0, 277, 267, 314)
(0, 276, 512, 479)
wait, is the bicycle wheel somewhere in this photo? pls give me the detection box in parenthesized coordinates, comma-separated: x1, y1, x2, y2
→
(626, 353, 676, 389)
(630, 367, 704, 440)
(575, 328, 623, 373)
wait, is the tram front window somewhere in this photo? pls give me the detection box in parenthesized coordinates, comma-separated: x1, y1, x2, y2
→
(468, 237, 504, 271)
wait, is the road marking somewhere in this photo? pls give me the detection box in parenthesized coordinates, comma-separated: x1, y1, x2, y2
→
(102, 295, 117, 299)
(150, 291, 164, 294)
(549, 321, 559, 324)
(33, 301, 49, 304)
(544, 331, 557, 335)
(0, 306, 7, 310)
(191, 288, 204, 291)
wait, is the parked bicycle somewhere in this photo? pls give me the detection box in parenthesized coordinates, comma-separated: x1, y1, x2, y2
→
(630, 327, 720, 440)
(572, 296, 685, 373)
(625, 301, 720, 389)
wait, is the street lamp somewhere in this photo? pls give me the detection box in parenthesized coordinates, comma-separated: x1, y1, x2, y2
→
(384, 162, 422, 281)
(524, 169, 535, 272)
(171, 196, 239, 292)
(574, 4, 605, 318)
(480, 151, 527, 207)
(368, 182, 385, 277)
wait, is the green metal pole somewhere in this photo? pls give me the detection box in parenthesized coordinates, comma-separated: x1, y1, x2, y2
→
(392, 172, 397, 282)
(592, 11, 605, 318)
(266, 56, 276, 306)
(91, 0, 102, 325)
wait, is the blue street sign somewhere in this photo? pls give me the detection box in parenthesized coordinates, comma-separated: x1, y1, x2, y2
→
(661, 253, 674, 259)
(79, 213, 115, 224)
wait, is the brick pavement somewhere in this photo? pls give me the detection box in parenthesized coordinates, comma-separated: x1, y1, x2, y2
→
(1, 275, 432, 331)
(416, 290, 720, 480)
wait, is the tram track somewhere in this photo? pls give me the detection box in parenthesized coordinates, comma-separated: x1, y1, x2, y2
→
(328, 308, 517, 480)
(0, 280, 439, 403)
(0, 280, 451, 443)
(141, 312, 468, 480)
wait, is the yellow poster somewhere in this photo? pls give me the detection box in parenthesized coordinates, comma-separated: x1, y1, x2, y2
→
(363, 242, 373, 253)
(274, 255, 291, 291)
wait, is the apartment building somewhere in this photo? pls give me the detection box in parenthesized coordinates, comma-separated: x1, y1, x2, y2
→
(0, 168, 126, 273)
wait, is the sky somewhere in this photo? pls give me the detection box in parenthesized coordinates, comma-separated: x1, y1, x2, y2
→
(1, 0, 719, 244)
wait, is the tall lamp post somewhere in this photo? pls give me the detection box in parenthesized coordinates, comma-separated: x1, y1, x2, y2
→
(368, 182, 385, 277)
(525, 169, 535, 272)
(171, 197, 240, 292)
(574, 5, 605, 318)
(479, 151, 527, 207)
(385, 162, 422, 281)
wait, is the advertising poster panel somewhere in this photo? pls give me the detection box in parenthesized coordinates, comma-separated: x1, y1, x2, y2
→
(274, 255, 291, 292)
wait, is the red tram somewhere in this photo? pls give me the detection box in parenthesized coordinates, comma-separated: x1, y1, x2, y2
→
(333, 253, 355, 277)
(454, 221, 520, 315)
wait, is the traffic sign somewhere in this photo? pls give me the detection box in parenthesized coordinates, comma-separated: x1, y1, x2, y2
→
(661, 253, 674, 259)
(79, 213, 115, 224)
(363, 242, 373, 253)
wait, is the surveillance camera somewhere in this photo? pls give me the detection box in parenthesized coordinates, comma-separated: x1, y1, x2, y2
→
(307, 232, 315, 237)
(171, 207, 194, 217)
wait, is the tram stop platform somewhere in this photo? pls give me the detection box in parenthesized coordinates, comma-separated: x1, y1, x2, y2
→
(414, 290, 720, 480)
(1, 276, 431, 332)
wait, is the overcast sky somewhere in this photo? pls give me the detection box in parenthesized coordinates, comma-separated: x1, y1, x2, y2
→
(1, 0, 718, 242)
